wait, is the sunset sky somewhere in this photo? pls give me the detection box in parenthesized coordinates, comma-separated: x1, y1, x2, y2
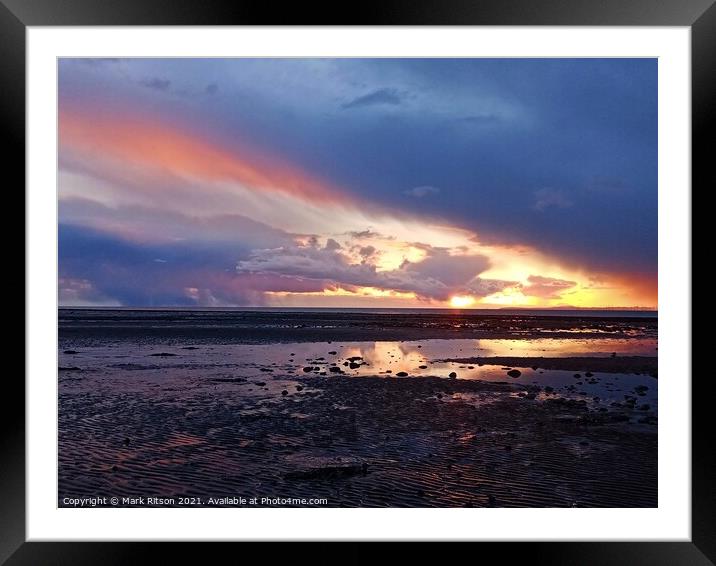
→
(58, 58, 657, 309)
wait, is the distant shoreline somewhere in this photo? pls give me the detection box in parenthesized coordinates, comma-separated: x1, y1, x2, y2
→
(58, 306, 658, 318)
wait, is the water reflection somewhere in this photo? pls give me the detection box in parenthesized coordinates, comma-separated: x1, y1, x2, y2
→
(240, 337, 656, 378)
(60, 336, 657, 415)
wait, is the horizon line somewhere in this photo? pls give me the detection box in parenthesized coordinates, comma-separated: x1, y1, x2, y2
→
(58, 305, 658, 312)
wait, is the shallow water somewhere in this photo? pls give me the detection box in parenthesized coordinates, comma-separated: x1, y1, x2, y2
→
(59, 337, 657, 412)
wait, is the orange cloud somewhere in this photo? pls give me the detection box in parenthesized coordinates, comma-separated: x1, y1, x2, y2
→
(59, 105, 346, 204)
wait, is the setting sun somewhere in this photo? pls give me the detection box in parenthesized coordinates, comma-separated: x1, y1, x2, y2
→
(449, 295, 475, 308)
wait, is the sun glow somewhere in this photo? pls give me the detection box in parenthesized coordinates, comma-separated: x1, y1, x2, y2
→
(449, 295, 475, 308)
(482, 287, 537, 306)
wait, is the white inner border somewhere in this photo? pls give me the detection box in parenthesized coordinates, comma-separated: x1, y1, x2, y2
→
(27, 26, 691, 541)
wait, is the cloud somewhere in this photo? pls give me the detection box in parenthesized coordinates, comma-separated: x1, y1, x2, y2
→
(345, 229, 393, 240)
(533, 188, 574, 211)
(58, 223, 343, 307)
(139, 77, 172, 91)
(402, 248, 490, 288)
(236, 239, 508, 302)
(59, 197, 294, 250)
(237, 242, 372, 282)
(403, 186, 440, 198)
(58, 277, 121, 306)
(465, 277, 518, 296)
(521, 275, 576, 299)
(324, 238, 342, 251)
(356, 245, 378, 263)
(342, 88, 403, 109)
(59, 107, 346, 206)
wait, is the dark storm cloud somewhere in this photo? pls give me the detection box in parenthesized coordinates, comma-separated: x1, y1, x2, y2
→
(58, 224, 336, 306)
(59, 224, 202, 306)
(57, 198, 307, 305)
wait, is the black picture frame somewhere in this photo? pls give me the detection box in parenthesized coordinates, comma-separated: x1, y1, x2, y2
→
(6, 0, 707, 563)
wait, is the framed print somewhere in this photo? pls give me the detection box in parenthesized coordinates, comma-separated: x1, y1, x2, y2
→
(7, 0, 709, 563)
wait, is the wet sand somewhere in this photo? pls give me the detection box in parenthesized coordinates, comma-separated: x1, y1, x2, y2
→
(58, 310, 657, 508)
(58, 309, 657, 345)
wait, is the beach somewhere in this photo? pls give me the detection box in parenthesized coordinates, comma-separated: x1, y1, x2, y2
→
(58, 308, 657, 508)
